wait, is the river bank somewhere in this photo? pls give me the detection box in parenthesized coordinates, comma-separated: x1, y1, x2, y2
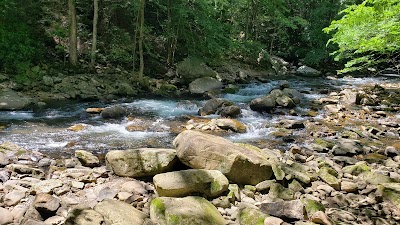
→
(1, 75, 400, 224)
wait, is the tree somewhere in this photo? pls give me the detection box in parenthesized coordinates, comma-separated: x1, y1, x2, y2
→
(68, 0, 78, 66)
(90, 0, 99, 70)
(324, 0, 400, 74)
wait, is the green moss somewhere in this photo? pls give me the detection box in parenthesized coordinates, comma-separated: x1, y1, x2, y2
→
(210, 180, 221, 194)
(239, 207, 266, 225)
(314, 138, 334, 149)
(151, 198, 166, 216)
(302, 198, 325, 218)
(167, 214, 182, 225)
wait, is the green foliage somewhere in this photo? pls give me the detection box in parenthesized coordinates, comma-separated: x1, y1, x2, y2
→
(0, 0, 45, 73)
(324, 0, 400, 74)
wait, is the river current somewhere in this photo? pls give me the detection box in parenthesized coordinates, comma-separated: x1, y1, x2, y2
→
(0, 76, 398, 157)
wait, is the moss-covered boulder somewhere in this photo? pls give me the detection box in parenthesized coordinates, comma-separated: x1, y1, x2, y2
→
(150, 196, 226, 225)
(177, 57, 218, 84)
(342, 162, 370, 175)
(238, 203, 268, 225)
(173, 130, 273, 185)
(189, 77, 223, 94)
(318, 167, 341, 190)
(106, 148, 177, 177)
(153, 169, 229, 198)
(268, 183, 294, 200)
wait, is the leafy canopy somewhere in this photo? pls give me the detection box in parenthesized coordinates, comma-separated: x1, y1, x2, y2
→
(324, 0, 400, 74)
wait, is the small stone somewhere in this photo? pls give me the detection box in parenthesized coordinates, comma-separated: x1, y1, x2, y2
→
(260, 200, 305, 220)
(0, 207, 14, 225)
(4, 190, 26, 206)
(212, 196, 231, 208)
(71, 181, 85, 189)
(341, 181, 358, 193)
(75, 150, 99, 167)
(67, 124, 88, 132)
(86, 108, 104, 114)
(256, 180, 276, 192)
(121, 181, 147, 195)
(311, 211, 332, 225)
(264, 216, 284, 225)
(33, 179, 63, 194)
(44, 216, 65, 225)
(117, 192, 132, 201)
(0, 152, 10, 166)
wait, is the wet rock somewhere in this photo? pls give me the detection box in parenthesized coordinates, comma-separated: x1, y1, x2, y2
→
(189, 77, 223, 94)
(279, 120, 305, 129)
(296, 65, 322, 77)
(250, 95, 276, 112)
(100, 106, 127, 119)
(64, 207, 104, 225)
(75, 150, 99, 167)
(0, 207, 14, 225)
(94, 199, 147, 225)
(215, 118, 247, 133)
(238, 203, 267, 225)
(219, 105, 241, 118)
(85, 108, 104, 114)
(198, 98, 233, 116)
(106, 148, 177, 177)
(173, 130, 273, 185)
(260, 199, 305, 220)
(0, 89, 33, 110)
(67, 124, 88, 132)
(153, 169, 228, 198)
(276, 95, 295, 108)
(150, 196, 226, 225)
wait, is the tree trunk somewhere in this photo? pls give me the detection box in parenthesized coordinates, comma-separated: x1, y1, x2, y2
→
(166, 0, 173, 66)
(138, 0, 145, 79)
(68, 0, 78, 66)
(90, 0, 99, 70)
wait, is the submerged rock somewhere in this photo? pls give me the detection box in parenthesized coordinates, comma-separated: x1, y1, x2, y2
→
(173, 130, 273, 185)
(150, 196, 226, 225)
(0, 89, 33, 110)
(106, 148, 177, 177)
(153, 169, 229, 197)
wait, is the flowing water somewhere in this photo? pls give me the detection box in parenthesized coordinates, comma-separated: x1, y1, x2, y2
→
(0, 76, 399, 157)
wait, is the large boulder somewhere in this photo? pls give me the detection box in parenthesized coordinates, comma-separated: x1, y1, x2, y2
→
(189, 77, 223, 94)
(150, 196, 226, 225)
(94, 199, 147, 225)
(105, 148, 177, 177)
(198, 98, 233, 116)
(296, 65, 322, 77)
(177, 58, 218, 84)
(250, 95, 276, 112)
(153, 169, 229, 197)
(0, 90, 33, 110)
(173, 130, 273, 185)
(100, 106, 127, 119)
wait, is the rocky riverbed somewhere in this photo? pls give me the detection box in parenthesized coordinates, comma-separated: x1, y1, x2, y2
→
(1, 78, 400, 225)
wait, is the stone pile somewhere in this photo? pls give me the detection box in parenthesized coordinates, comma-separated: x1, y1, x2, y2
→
(0, 82, 399, 225)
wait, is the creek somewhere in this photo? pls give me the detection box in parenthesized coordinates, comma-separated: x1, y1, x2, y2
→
(0, 76, 399, 158)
